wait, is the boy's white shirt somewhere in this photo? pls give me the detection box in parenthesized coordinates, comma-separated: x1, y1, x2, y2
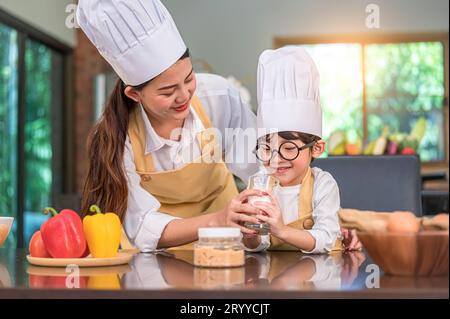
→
(305, 255, 342, 290)
(244, 167, 341, 254)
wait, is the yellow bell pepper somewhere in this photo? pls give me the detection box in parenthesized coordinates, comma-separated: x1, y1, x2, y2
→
(83, 205, 121, 258)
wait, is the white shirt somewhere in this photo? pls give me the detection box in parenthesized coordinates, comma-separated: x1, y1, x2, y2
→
(123, 253, 171, 290)
(244, 167, 341, 254)
(123, 73, 259, 252)
(305, 255, 342, 290)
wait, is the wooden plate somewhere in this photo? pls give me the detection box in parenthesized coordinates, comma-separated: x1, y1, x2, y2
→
(26, 251, 135, 268)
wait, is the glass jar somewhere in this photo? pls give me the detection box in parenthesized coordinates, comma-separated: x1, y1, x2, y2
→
(194, 228, 245, 268)
(245, 172, 280, 235)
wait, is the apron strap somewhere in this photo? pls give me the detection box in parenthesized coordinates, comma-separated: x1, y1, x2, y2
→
(191, 95, 221, 158)
(191, 95, 213, 129)
(269, 168, 314, 250)
(128, 106, 157, 172)
(299, 167, 314, 218)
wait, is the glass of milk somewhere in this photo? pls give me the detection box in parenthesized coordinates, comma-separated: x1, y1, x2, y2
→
(245, 172, 279, 235)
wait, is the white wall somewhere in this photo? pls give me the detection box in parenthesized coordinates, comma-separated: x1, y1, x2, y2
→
(1, 0, 447, 101)
(0, 0, 75, 47)
(164, 0, 449, 104)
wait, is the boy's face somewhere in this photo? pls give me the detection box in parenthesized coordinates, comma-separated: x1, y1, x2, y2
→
(260, 134, 325, 187)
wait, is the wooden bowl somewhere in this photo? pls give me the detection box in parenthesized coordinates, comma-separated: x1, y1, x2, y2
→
(358, 230, 449, 276)
(0, 217, 14, 247)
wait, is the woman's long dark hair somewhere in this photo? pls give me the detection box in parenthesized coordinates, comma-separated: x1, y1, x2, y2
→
(81, 49, 190, 221)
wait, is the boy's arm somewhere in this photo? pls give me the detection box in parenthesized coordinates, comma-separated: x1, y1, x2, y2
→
(276, 227, 316, 252)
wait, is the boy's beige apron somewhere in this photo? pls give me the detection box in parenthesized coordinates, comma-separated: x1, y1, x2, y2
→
(269, 167, 343, 252)
(121, 95, 238, 250)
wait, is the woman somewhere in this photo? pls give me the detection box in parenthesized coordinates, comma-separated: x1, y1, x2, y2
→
(77, 0, 262, 252)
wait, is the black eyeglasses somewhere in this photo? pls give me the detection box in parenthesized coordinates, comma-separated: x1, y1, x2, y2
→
(253, 141, 316, 163)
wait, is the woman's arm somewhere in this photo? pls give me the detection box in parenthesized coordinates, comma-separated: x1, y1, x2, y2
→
(157, 211, 220, 249)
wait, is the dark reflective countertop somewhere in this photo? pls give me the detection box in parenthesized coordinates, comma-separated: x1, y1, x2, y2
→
(0, 248, 448, 298)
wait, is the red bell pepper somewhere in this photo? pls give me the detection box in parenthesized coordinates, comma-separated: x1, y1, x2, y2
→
(40, 207, 87, 258)
(81, 244, 90, 258)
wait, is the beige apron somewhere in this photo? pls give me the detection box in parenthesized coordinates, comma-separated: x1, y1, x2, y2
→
(269, 167, 343, 252)
(121, 95, 239, 250)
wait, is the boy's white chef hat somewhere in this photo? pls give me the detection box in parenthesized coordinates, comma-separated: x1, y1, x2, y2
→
(256, 46, 322, 139)
(77, 0, 187, 86)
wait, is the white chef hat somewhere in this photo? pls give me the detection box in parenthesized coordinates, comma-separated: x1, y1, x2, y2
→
(77, 0, 187, 86)
(256, 46, 322, 139)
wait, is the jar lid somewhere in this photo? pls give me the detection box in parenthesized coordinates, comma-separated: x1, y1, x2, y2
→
(198, 227, 241, 238)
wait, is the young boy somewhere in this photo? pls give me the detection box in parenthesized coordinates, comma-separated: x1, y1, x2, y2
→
(243, 46, 358, 253)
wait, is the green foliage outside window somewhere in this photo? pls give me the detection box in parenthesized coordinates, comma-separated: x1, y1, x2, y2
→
(304, 41, 445, 162)
(24, 40, 52, 245)
(365, 42, 445, 161)
(0, 23, 18, 248)
(0, 23, 53, 248)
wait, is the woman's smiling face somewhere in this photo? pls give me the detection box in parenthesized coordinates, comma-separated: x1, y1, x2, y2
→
(259, 133, 325, 187)
(125, 57, 196, 123)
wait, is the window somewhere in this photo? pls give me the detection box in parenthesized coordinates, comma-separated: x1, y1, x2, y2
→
(301, 44, 363, 145)
(275, 34, 448, 163)
(365, 42, 445, 161)
(24, 40, 60, 245)
(0, 10, 71, 248)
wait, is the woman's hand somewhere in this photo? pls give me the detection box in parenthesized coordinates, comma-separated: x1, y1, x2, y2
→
(252, 192, 286, 238)
(215, 189, 265, 235)
(341, 228, 363, 251)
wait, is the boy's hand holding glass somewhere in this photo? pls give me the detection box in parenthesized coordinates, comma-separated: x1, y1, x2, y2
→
(252, 192, 286, 238)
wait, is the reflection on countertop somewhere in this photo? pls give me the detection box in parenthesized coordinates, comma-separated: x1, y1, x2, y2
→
(0, 248, 448, 297)
(124, 250, 366, 290)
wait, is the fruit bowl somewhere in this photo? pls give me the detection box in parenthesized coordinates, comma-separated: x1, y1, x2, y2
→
(358, 230, 449, 276)
(0, 217, 14, 247)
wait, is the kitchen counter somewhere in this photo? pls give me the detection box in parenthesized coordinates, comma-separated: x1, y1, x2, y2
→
(0, 248, 448, 299)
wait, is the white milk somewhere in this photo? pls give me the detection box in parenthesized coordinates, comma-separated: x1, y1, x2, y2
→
(248, 195, 271, 206)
